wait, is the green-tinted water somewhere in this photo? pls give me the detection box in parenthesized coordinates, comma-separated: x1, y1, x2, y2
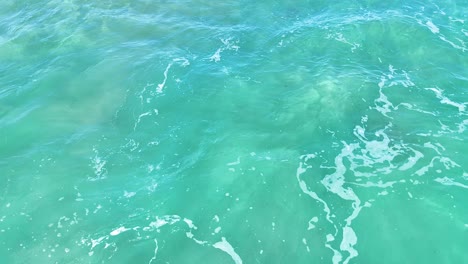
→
(1, 1, 467, 263)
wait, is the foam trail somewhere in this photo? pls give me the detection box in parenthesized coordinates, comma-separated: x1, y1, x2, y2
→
(173, 57, 190, 66)
(374, 80, 394, 116)
(296, 161, 334, 226)
(426, 21, 440, 33)
(341, 227, 358, 264)
(321, 143, 362, 264)
(148, 239, 158, 264)
(209, 38, 239, 62)
(210, 48, 222, 62)
(110, 226, 129, 236)
(426, 87, 466, 112)
(399, 150, 424, 171)
(321, 143, 359, 201)
(414, 157, 437, 176)
(89, 148, 107, 181)
(213, 237, 243, 264)
(297, 154, 356, 262)
(325, 234, 343, 264)
(435, 177, 468, 189)
(438, 35, 466, 51)
(134, 111, 152, 131)
(156, 63, 173, 93)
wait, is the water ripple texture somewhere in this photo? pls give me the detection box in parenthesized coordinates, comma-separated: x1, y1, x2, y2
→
(0, 1, 467, 263)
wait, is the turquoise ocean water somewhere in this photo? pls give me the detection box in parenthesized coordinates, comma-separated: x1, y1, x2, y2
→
(1, 1, 467, 263)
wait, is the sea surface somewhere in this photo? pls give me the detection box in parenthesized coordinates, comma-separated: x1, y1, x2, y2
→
(1, 1, 467, 263)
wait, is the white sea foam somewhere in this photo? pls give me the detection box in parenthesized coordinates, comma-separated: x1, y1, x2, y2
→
(148, 215, 181, 230)
(340, 226, 358, 264)
(148, 239, 158, 264)
(435, 177, 468, 189)
(438, 35, 466, 51)
(210, 48, 222, 62)
(302, 238, 310, 252)
(227, 157, 241, 166)
(296, 162, 333, 225)
(213, 237, 243, 264)
(123, 191, 136, 198)
(426, 21, 440, 33)
(156, 63, 173, 93)
(374, 83, 394, 116)
(399, 150, 424, 171)
(110, 226, 129, 236)
(426, 87, 466, 112)
(134, 111, 152, 131)
(327, 32, 361, 52)
(210, 38, 240, 62)
(414, 156, 460, 176)
(308, 217, 318, 230)
(183, 218, 197, 229)
(320, 144, 362, 264)
(173, 57, 190, 67)
(89, 148, 107, 181)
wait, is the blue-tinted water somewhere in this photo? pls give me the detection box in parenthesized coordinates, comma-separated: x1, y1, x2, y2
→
(1, 1, 467, 263)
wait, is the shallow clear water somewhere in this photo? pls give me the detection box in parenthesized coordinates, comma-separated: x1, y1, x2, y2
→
(1, 1, 467, 263)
